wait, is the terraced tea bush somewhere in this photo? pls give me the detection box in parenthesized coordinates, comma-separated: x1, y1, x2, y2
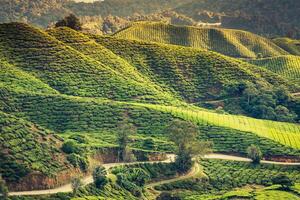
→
(248, 55, 300, 85)
(114, 22, 289, 58)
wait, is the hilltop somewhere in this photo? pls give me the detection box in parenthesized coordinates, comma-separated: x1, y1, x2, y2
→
(114, 22, 289, 58)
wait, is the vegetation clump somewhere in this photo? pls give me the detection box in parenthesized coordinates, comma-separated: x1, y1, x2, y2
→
(272, 173, 294, 190)
(247, 144, 263, 164)
(56, 14, 82, 31)
(92, 166, 108, 189)
(165, 120, 212, 173)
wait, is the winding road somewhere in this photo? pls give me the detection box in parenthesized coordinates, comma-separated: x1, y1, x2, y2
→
(8, 153, 300, 196)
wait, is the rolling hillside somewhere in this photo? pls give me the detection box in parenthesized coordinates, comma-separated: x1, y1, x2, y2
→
(114, 22, 289, 58)
(273, 38, 300, 56)
(248, 55, 300, 85)
(0, 23, 177, 104)
(89, 33, 297, 102)
(0, 111, 71, 191)
(1, 23, 300, 193)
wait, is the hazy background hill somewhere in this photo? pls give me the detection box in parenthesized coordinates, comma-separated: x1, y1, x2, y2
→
(1, 0, 300, 38)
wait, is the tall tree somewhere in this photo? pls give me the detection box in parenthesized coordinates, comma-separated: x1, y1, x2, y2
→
(247, 144, 262, 164)
(165, 119, 212, 173)
(93, 166, 108, 189)
(117, 119, 137, 162)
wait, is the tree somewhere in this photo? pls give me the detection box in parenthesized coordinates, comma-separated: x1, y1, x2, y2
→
(247, 145, 262, 164)
(117, 120, 137, 162)
(55, 14, 82, 31)
(272, 173, 294, 190)
(92, 166, 108, 189)
(61, 140, 80, 154)
(0, 175, 8, 199)
(165, 120, 212, 173)
(71, 177, 83, 194)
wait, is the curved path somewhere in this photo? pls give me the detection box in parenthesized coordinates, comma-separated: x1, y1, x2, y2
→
(8, 153, 300, 196)
(146, 162, 202, 188)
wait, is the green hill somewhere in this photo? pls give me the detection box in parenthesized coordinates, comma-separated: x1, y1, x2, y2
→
(89, 33, 296, 103)
(273, 38, 300, 56)
(0, 23, 176, 104)
(248, 55, 300, 85)
(114, 22, 289, 58)
(1, 23, 300, 193)
(0, 58, 58, 94)
(0, 111, 70, 191)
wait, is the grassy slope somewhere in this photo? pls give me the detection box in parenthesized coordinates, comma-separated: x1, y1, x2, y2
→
(114, 22, 289, 58)
(47, 27, 179, 102)
(1, 88, 299, 155)
(247, 55, 300, 85)
(0, 58, 58, 94)
(0, 23, 176, 103)
(273, 38, 300, 56)
(0, 111, 68, 183)
(1, 23, 300, 190)
(89, 34, 297, 102)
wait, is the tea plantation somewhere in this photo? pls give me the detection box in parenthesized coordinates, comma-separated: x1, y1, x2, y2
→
(0, 22, 300, 199)
(114, 22, 289, 58)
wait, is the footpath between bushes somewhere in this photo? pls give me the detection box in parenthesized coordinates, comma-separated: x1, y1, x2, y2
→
(9, 153, 300, 196)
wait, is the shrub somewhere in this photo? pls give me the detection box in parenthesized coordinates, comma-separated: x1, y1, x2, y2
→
(247, 144, 262, 164)
(61, 140, 80, 154)
(67, 153, 89, 172)
(55, 14, 82, 31)
(0, 175, 8, 199)
(272, 173, 294, 190)
(92, 166, 108, 189)
(71, 177, 83, 194)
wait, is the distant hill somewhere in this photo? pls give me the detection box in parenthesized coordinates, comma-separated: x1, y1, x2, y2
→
(248, 55, 300, 85)
(273, 38, 300, 56)
(174, 0, 300, 39)
(114, 22, 289, 58)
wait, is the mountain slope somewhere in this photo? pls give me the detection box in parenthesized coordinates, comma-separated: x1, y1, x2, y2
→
(47, 27, 178, 101)
(273, 38, 300, 56)
(0, 110, 72, 191)
(88, 34, 297, 103)
(0, 58, 58, 94)
(0, 23, 177, 103)
(114, 22, 289, 58)
(174, 0, 300, 39)
(248, 55, 300, 85)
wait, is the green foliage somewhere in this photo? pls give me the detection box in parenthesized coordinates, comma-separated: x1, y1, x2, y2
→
(247, 145, 263, 164)
(55, 14, 82, 31)
(273, 38, 300, 56)
(71, 177, 83, 194)
(248, 55, 300, 86)
(114, 22, 289, 58)
(92, 166, 108, 189)
(165, 119, 212, 173)
(62, 140, 81, 154)
(272, 173, 294, 190)
(0, 111, 67, 183)
(0, 175, 8, 199)
(201, 159, 300, 190)
(117, 120, 137, 162)
(67, 153, 89, 172)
